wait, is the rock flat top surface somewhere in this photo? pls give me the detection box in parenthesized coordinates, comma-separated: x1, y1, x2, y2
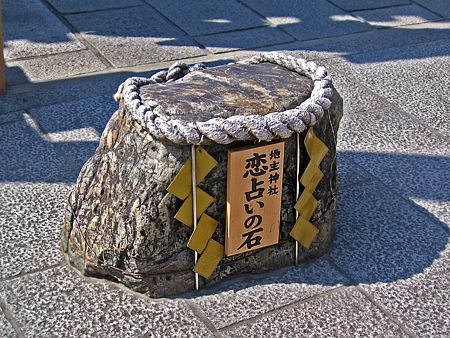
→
(140, 63, 313, 122)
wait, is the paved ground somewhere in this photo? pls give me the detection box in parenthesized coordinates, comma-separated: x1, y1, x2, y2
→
(1, 0, 449, 337)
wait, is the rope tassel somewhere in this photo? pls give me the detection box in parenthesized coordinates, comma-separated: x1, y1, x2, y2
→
(290, 128, 329, 249)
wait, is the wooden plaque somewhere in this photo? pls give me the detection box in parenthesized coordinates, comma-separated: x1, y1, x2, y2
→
(226, 141, 285, 256)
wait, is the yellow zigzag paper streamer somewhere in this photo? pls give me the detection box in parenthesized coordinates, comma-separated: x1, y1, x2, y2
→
(166, 147, 224, 279)
(290, 128, 329, 249)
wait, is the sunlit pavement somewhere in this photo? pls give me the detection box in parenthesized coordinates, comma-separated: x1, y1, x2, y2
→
(1, 0, 449, 337)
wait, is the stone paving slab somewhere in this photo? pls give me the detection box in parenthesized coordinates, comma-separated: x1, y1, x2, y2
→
(0, 308, 17, 338)
(0, 266, 213, 337)
(0, 111, 23, 126)
(242, 0, 369, 41)
(414, 0, 450, 18)
(0, 183, 71, 279)
(0, 72, 131, 114)
(336, 153, 375, 188)
(195, 26, 294, 54)
(222, 287, 408, 337)
(6, 50, 107, 86)
(255, 21, 450, 63)
(320, 59, 389, 115)
(48, 127, 100, 174)
(65, 6, 206, 67)
(353, 3, 441, 28)
(411, 199, 450, 228)
(48, 0, 144, 14)
(362, 246, 450, 336)
(146, 0, 265, 36)
(341, 39, 450, 138)
(343, 149, 450, 230)
(31, 95, 117, 173)
(330, 180, 449, 284)
(2, 0, 84, 61)
(337, 97, 450, 226)
(31, 95, 117, 138)
(192, 258, 349, 329)
(329, 0, 411, 12)
(0, 116, 70, 183)
(338, 107, 450, 156)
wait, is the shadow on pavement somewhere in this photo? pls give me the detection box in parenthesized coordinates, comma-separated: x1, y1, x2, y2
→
(3, 0, 449, 68)
(0, 99, 448, 290)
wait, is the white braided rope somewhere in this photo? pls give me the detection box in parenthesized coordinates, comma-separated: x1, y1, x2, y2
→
(114, 52, 333, 145)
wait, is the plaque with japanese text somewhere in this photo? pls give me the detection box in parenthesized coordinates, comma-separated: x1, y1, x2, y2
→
(225, 141, 285, 256)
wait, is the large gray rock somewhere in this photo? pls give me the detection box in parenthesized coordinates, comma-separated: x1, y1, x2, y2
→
(61, 61, 343, 297)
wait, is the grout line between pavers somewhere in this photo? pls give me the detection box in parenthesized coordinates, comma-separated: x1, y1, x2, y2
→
(356, 286, 419, 338)
(339, 175, 376, 189)
(185, 299, 223, 337)
(39, 0, 115, 68)
(330, 59, 450, 144)
(5, 47, 91, 63)
(0, 299, 26, 338)
(235, 0, 299, 43)
(218, 285, 348, 332)
(326, 1, 417, 13)
(327, 0, 446, 31)
(410, 0, 447, 19)
(385, 96, 450, 144)
(56, 4, 145, 16)
(141, 0, 211, 54)
(239, 0, 376, 38)
(355, 17, 445, 32)
(2, 20, 448, 98)
(192, 24, 272, 38)
(0, 263, 63, 284)
(325, 258, 418, 337)
(201, 39, 298, 57)
(60, 258, 165, 304)
(351, 2, 426, 14)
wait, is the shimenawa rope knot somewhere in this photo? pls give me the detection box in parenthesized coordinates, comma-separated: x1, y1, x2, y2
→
(114, 52, 333, 145)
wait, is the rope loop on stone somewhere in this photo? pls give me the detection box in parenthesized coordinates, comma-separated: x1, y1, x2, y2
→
(114, 52, 333, 145)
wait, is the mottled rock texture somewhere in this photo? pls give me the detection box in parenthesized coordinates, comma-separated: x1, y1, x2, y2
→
(61, 63, 343, 297)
